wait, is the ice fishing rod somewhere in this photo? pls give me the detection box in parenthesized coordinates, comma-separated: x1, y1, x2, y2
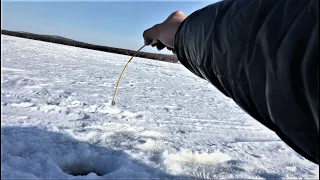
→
(111, 44, 146, 106)
(111, 39, 160, 106)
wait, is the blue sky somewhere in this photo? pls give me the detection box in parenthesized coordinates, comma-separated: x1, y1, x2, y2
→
(2, 1, 217, 54)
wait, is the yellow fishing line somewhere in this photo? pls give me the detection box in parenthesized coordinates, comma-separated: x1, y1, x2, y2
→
(111, 45, 146, 106)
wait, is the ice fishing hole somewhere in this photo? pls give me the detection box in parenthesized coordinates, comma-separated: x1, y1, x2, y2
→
(60, 155, 122, 177)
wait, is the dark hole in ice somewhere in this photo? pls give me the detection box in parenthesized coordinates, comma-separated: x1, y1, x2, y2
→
(60, 155, 122, 177)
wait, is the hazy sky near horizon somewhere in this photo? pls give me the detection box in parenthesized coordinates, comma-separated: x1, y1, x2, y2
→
(2, 1, 218, 54)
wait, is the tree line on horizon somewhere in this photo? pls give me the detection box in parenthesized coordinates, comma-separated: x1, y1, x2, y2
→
(1, 29, 179, 63)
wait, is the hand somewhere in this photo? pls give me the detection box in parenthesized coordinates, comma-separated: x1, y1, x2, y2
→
(143, 11, 187, 54)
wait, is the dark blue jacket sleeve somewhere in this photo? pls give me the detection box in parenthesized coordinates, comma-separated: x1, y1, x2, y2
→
(174, 0, 319, 164)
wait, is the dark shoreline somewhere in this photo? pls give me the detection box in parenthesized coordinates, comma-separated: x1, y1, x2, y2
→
(1, 29, 179, 63)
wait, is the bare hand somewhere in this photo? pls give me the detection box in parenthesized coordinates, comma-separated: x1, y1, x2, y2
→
(143, 11, 187, 54)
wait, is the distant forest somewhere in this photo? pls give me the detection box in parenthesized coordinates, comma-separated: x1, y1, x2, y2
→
(1, 30, 179, 63)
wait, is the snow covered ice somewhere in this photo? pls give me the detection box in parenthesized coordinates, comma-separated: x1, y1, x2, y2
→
(1, 35, 319, 179)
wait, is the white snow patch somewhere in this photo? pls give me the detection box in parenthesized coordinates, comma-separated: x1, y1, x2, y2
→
(1, 67, 26, 72)
(98, 104, 122, 114)
(38, 104, 64, 113)
(10, 102, 35, 108)
(164, 150, 232, 165)
(137, 139, 164, 152)
(140, 131, 164, 138)
(286, 166, 297, 172)
(23, 85, 42, 89)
